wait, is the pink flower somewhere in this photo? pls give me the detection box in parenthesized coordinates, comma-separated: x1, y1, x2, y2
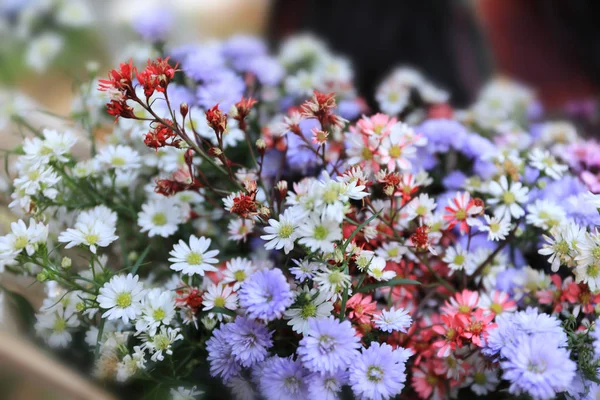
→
(442, 289, 480, 315)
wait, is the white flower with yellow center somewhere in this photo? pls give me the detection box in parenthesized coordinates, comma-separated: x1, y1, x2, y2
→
(284, 288, 334, 334)
(97, 274, 145, 324)
(142, 326, 183, 362)
(221, 257, 255, 291)
(261, 210, 300, 254)
(298, 215, 343, 254)
(58, 217, 118, 254)
(202, 283, 238, 321)
(443, 245, 475, 275)
(138, 197, 186, 238)
(487, 175, 529, 219)
(96, 144, 141, 171)
(135, 288, 176, 336)
(169, 234, 219, 276)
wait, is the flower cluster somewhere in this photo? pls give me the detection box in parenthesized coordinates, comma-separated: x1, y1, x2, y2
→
(3, 32, 600, 400)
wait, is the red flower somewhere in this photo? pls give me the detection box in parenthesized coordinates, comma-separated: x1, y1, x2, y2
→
(300, 90, 347, 129)
(345, 293, 377, 325)
(206, 105, 228, 136)
(234, 97, 257, 130)
(176, 286, 203, 310)
(443, 191, 482, 233)
(144, 120, 180, 149)
(461, 309, 496, 347)
(136, 57, 178, 98)
(98, 59, 135, 96)
(432, 313, 465, 357)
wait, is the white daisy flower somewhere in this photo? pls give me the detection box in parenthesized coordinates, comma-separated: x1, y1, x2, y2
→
(58, 218, 118, 254)
(297, 215, 342, 254)
(538, 225, 575, 272)
(135, 288, 176, 336)
(202, 283, 238, 321)
(97, 274, 145, 324)
(528, 148, 568, 180)
(138, 197, 186, 237)
(168, 234, 219, 276)
(13, 163, 61, 198)
(34, 303, 80, 348)
(284, 288, 334, 334)
(228, 218, 254, 242)
(375, 242, 407, 263)
(575, 229, 600, 267)
(406, 193, 437, 221)
(289, 258, 321, 282)
(0, 218, 48, 259)
(313, 267, 352, 302)
(443, 245, 476, 275)
(475, 214, 512, 241)
(525, 199, 566, 230)
(366, 256, 396, 281)
(487, 175, 529, 219)
(574, 261, 600, 293)
(142, 326, 183, 362)
(116, 346, 146, 382)
(374, 307, 412, 333)
(261, 210, 300, 254)
(96, 145, 141, 171)
(221, 257, 255, 291)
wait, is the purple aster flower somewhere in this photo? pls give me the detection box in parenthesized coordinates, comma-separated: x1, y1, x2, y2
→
(564, 193, 600, 228)
(247, 56, 284, 86)
(286, 118, 322, 173)
(132, 6, 173, 42)
(413, 147, 439, 171)
(418, 119, 467, 153)
(566, 371, 600, 400)
(206, 323, 241, 382)
(222, 35, 268, 70)
(533, 175, 587, 203)
(501, 335, 576, 400)
(461, 133, 495, 159)
(509, 308, 568, 346)
(197, 71, 245, 112)
(348, 343, 408, 400)
(473, 159, 496, 180)
(297, 316, 361, 374)
(443, 170, 467, 190)
(258, 356, 309, 400)
(227, 316, 273, 368)
(184, 46, 226, 82)
(495, 267, 522, 296)
(337, 99, 362, 120)
(239, 269, 293, 321)
(307, 370, 348, 400)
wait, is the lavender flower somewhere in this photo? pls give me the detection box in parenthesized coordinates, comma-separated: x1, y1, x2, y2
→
(501, 335, 576, 400)
(132, 6, 173, 42)
(184, 46, 226, 82)
(307, 371, 348, 400)
(297, 316, 360, 374)
(227, 316, 273, 368)
(206, 323, 241, 382)
(222, 35, 267, 70)
(247, 56, 284, 86)
(418, 119, 467, 153)
(239, 269, 293, 321)
(348, 343, 408, 400)
(258, 356, 309, 400)
(197, 71, 245, 112)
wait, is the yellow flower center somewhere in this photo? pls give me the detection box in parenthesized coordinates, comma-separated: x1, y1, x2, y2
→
(151, 213, 167, 226)
(116, 292, 132, 308)
(186, 252, 203, 265)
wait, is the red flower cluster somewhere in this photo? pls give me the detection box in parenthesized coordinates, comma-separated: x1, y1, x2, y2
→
(144, 120, 180, 150)
(206, 105, 227, 136)
(537, 274, 600, 315)
(136, 57, 178, 98)
(300, 90, 347, 130)
(98, 57, 178, 120)
(233, 97, 257, 131)
(431, 290, 496, 357)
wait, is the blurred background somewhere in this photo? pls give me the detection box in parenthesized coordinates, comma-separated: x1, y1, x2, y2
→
(1, 0, 599, 398)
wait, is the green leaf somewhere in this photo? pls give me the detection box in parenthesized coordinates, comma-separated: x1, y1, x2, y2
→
(131, 245, 151, 275)
(357, 278, 421, 293)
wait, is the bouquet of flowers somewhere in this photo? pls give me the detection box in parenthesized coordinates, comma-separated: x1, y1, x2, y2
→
(3, 33, 600, 400)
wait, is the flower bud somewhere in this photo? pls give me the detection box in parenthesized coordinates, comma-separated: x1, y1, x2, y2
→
(209, 147, 222, 157)
(37, 271, 48, 282)
(201, 316, 218, 330)
(276, 180, 288, 198)
(61, 257, 72, 269)
(255, 138, 267, 153)
(180, 102, 189, 118)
